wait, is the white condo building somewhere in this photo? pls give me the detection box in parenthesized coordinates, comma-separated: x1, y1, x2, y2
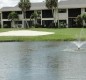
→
(0, 0, 86, 28)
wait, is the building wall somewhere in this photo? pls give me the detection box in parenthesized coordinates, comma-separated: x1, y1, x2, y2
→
(1, 8, 86, 28)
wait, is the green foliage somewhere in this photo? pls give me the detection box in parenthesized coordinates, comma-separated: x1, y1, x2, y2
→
(30, 11, 41, 26)
(18, 0, 31, 28)
(34, 23, 43, 28)
(3, 24, 8, 28)
(8, 12, 19, 21)
(30, 11, 41, 20)
(59, 22, 66, 28)
(81, 13, 86, 21)
(76, 15, 83, 27)
(49, 22, 55, 28)
(30, 12, 38, 20)
(8, 12, 19, 28)
(45, 0, 57, 9)
(18, 0, 31, 12)
(45, 0, 58, 26)
(76, 14, 86, 27)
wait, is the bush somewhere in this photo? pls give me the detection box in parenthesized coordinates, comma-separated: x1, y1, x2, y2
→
(3, 24, 8, 28)
(34, 23, 45, 28)
(49, 22, 58, 28)
(49, 22, 55, 28)
(17, 24, 22, 28)
(76, 15, 83, 27)
(59, 22, 66, 28)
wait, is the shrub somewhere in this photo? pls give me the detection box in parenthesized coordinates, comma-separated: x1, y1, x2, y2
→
(3, 24, 8, 28)
(17, 24, 22, 28)
(35, 23, 43, 28)
(49, 22, 58, 28)
(59, 22, 66, 28)
(49, 22, 55, 28)
(76, 15, 83, 27)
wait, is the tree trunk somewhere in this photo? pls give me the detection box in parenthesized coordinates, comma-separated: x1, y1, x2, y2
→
(54, 8, 57, 27)
(56, 1, 59, 28)
(24, 11, 27, 28)
(22, 11, 25, 28)
(35, 18, 37, 24)
(83, 20, 85, 27)
(25, 11, 29, 28)
(13, 21, 15, 28)
(52, 8, 56, 26)
(11, 20, 15, 28)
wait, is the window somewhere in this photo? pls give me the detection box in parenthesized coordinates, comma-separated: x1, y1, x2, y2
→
(42, 10, 53, 18)
(2, 11, 11, 19)
(16, 11, 22, 14)
(68, 8, 81, 17)
(58, 9, 66, 13)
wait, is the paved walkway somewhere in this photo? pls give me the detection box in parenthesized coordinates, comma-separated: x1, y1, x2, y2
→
(0, 30, 54, 36)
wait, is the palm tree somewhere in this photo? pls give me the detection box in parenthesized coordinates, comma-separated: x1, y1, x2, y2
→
(30, 11, 41, 26)
(18, 0, 31, 28)
(8, 11, 19, 28)
(45, 0, 58, 27)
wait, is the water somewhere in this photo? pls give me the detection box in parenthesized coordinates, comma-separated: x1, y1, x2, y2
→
(72, 41, 86, 49)
(73, 28, 86, 49)
(0, 41, 86, 80)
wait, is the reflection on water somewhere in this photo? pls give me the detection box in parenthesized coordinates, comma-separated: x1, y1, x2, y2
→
(0, 42, 86, 80)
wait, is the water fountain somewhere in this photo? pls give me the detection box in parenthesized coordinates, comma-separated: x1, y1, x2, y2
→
(72, 41, 86, 50)
(63, 28, 86, 52)
(72, 28, 86, 50)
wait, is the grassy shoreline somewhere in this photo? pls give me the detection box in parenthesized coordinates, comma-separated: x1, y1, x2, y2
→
(0, 28, 86, 41)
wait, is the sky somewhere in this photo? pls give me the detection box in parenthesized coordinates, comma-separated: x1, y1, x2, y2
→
(0, 0, 44, 8)
(0, 0, 61, 8)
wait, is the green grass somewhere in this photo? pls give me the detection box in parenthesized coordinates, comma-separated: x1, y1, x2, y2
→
(0, 28, 86, 41)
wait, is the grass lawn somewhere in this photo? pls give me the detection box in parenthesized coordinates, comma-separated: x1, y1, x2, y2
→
(0, 28, 86, 41)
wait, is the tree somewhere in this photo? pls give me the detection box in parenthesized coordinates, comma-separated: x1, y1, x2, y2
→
(76, 15, 83, 27)
(30, 11, 41, 26)
(76, 14, 86, 27)
(45, 0, 58, 27)
(8, 12, 19, 28)
(18, 0, 31, 28)
(81, 13, 86, 26)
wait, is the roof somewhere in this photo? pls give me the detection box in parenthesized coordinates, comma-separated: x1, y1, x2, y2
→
(0, 0, 86, 12)
(59, 0, 86, 8)
(0, 2, 46, 11)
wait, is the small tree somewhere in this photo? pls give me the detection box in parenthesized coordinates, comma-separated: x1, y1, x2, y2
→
(81, 13, 86, 26)
(8, 12, 19, 28)
(76, 15, 83, 27)
(30, 11, 41, 26)
(76, 14, 86, 27)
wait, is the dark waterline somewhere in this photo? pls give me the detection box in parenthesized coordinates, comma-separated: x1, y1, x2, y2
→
(0, 41, 86, 80)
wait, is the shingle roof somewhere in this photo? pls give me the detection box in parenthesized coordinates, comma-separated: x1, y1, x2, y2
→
(0, 0, 86, 11)
(0, 2, 46, 11)
(59, 0, 86, 8)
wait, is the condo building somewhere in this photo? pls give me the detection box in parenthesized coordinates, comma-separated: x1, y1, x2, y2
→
(0, 0, 86, 28)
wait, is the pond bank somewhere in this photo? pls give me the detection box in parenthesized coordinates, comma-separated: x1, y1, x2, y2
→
(0, 28, 86, 41)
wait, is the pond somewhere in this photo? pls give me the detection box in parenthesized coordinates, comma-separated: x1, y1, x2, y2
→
(0, 41, 86, 80)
